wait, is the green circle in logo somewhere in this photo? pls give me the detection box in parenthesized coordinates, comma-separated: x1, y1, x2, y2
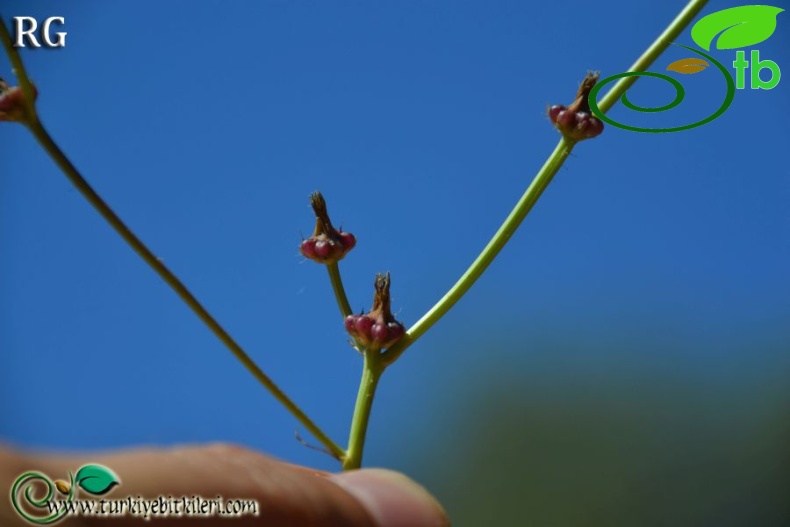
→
(588, 44, 736, 133)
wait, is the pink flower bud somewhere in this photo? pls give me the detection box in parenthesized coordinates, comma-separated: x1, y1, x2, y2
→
(298, 192, 357, 264)
(548, 72, 604, 141)
(343, 273, 405, 351)
(0, 78, 37, 124)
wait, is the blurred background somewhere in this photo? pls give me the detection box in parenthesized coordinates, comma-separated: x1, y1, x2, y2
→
(1, 1, 788, 525)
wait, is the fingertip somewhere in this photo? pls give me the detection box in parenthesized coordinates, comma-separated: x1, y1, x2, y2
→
(329, 469, 450, 527)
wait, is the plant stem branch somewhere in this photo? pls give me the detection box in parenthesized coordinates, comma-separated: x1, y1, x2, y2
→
(326, 263, 353, 318)
(597, 0, 708, 113)
(25, 117, 346, 460)
(343, 350, 384, 470)
(382, 0, 709, 366)
(1, 19, 344, 461)
(381, 137, 575, 365)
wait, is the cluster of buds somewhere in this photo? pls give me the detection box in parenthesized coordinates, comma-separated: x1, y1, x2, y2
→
(299, 192, 356, 264)
(344, 273, 405, 351)
(548, 71, 603, 141)
(0, 77, 36, 123)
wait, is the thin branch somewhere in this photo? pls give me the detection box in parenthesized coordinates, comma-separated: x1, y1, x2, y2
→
(0, 18, 345, 461)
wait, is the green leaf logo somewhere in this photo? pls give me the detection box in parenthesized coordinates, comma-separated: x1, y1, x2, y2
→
(74, 465, 120, 495)
(691, 5, 784, 51)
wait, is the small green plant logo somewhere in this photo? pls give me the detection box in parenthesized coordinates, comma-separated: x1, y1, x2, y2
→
(10, 464, 120, 525)
(589, 5, 784, 133)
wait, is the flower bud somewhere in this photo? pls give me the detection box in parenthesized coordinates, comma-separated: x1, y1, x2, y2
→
(344, 273, 405, 351)
(0, 77, 37, 123)
(299, 192, 356, 264)
(547, 72, 603, 141)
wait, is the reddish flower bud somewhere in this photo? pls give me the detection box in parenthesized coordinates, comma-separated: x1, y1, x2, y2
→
(0, 77, 37, 124)
(386, 321, 405, 342)
(344, 273, 406, 351)
(299, 192, 356, 264)
(300, 239, 317, 259)
(548, 104, 565, 123)
(355, 315, 373, 339)
(548, 72, 604, 141)
(370, 322, 388, 343)
(314, 239, 331, 259)
(339, 231, 356, 251)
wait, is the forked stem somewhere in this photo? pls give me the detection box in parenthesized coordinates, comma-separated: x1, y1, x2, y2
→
(348, 0, 710, 468)
(3, 0, 710, 470)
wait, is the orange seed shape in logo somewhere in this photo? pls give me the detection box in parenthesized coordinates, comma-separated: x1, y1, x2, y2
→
(666, 57, 710, 74)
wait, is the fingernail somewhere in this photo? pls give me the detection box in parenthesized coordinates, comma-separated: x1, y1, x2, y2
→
(330, 469, 449, 527)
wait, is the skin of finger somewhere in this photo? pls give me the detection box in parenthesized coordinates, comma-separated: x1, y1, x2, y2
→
(1, 443, 376, 527)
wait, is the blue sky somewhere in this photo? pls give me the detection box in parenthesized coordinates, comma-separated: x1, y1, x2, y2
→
(2, 0, 788, 483)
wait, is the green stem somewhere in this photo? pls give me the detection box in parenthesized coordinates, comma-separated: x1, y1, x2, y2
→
(382, 0, 709, 366)
(326, 263, 353, 318)
(1, 20, 344, 461)
(349, 0, 710, 460)
(597, 0, 708, 113)
(382, 0, 707, 365)
(343, 350, 384, 470)
(381, 137, 575, 365)
(26, 118, 346, 459)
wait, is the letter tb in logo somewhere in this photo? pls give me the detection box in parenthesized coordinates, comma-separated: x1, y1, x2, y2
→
(733, 50, 781, 89)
